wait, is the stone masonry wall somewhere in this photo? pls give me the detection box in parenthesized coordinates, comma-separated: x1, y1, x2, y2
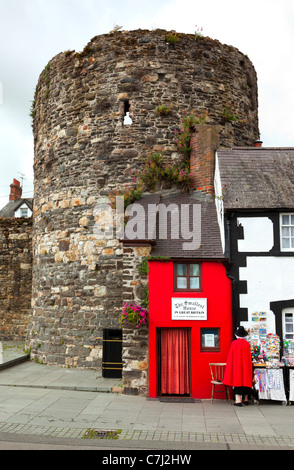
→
(0, 218, 32, 341)
(28, 28, 260, 369)
(122, 244, 151, 395)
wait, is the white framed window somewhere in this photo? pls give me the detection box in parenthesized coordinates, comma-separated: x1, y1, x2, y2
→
(280, 213, 294, 251)
(20, 208, 28, 217)
(283, 308, 294, 341)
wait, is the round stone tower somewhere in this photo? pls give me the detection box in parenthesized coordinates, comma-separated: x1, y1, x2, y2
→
(27, 29, 259, 368)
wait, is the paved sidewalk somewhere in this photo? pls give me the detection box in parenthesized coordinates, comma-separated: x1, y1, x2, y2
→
(0, 345, 294, 449)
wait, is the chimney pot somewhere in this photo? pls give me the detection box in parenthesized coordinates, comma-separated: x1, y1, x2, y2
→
(254, 140, 263, 148)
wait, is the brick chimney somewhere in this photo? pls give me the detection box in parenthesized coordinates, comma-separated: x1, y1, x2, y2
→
(190, 125, 220, 195)
(9, 178, 22, 201)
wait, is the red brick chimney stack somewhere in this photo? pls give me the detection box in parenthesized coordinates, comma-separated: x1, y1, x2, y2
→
(190, 125, 220, 195)
(9, 178, 22, 201)
(254, 140, 263, 147)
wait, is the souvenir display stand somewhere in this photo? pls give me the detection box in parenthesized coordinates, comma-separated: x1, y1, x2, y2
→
(253, 367, 287, 405)
(248, 313, 287, 405)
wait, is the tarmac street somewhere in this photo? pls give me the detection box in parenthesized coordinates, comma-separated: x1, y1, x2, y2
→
(0, 344, 294, 450)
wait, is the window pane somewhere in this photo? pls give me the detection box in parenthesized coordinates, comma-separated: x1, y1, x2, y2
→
(190, 264, 199, 276)
(177, 277, 187, 289)
(285, 333, 294, 340)
(291, 215, 294, 225)
(282, 227, 290, 237)
(283, 310, 294, 341)
(282, 215, 289, 225)
(177, 264, 187, 276)
(282, 238, 290, 248)
(291, 238, 294, 248)
(190, 277, 199, 289)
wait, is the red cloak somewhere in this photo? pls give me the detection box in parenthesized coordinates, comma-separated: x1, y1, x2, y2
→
(223, 338, 253, 388)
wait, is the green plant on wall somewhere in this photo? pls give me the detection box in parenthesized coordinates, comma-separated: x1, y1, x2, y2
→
(174, 109, 208, 157)
(222, 102, 256, 126)
(138, 256, 149, 276)
(141, 285, 149, 310)
(222, 101, 251, 123)
(108, 184, 143, 220)
(165, 32, 180, 44)
(222, 103, 240, 122)
(134, 151, 192, 193)
(108, 109, 209, 208)
(194, 25, 203, 40)
(29, 87, 38, 127)
(109, 151, 192, 211)
(138, 257, 149, 310)
(155, 104, 171, 116)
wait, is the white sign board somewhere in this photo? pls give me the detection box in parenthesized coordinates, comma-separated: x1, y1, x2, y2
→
(204, 334, 215, 347)
(172, 298, 207, 321)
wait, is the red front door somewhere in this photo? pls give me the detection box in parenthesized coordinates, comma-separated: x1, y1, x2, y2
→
(158, 328, 191, 396)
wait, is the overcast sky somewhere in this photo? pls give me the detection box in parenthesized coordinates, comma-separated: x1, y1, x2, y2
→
(0, 0, 293, 204)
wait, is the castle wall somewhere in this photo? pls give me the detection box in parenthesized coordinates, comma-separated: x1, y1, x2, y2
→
(0, 218, 32, 341)
(28, 29, 259, 368)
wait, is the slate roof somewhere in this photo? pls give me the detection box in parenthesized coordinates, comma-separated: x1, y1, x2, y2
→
(217, 148, 294, 210)
(0, 198, 33, 218)
(123, 191, 225, 259)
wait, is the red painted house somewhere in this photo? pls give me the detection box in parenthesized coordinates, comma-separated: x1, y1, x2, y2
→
(147, 192, 232, 399)
(148, 261, 232, 398)
(122, 126, 233, 399)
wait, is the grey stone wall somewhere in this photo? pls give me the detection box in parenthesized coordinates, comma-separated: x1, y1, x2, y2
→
(0, 218, 32, 341)
(122, 244, 150, 395)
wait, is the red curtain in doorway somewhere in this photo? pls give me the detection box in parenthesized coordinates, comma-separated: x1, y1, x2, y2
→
(160, 328, 190, 395)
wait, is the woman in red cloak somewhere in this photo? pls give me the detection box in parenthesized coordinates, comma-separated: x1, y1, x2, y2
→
(223, 326, 253, 407)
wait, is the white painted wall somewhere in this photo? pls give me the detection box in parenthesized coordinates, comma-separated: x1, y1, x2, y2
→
(239, 256, 294, 332)
(237, 217, 274, 252)
(214, 153, 225, 253)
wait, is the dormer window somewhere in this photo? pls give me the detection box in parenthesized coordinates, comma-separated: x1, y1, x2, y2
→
(14, 203, 32, 218)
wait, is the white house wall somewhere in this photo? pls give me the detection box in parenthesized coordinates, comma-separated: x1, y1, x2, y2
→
(214, 153, 225, 253)
(237, 217, 274, 252)
(239, 256, 294, 331)
(236, 216, 294, 334)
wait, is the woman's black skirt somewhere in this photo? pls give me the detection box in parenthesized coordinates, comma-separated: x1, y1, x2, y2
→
(233, 386, 252, 396)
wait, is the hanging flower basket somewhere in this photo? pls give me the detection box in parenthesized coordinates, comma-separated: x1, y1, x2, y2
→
(119, 302, 147, 329)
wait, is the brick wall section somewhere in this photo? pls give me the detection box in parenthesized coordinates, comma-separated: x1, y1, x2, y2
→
(0, 218, 32, 340)
(122, 244, 151, 395)
(190, 125, 221, 195)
